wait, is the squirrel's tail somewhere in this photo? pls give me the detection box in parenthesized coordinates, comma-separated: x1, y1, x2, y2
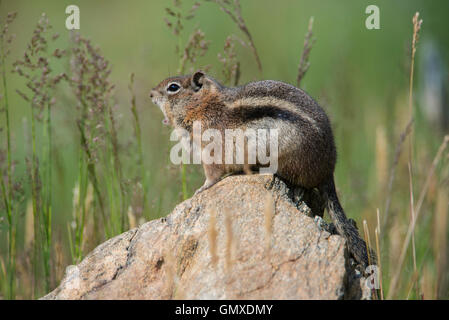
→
(319, 176, 374, 269)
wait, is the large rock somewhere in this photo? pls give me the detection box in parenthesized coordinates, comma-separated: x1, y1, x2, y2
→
(43, 174, 371, 300)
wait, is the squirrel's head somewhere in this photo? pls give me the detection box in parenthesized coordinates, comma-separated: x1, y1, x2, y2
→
(150, 70, 223, 128)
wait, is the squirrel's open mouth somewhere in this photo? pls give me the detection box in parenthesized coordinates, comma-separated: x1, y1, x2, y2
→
(158, 106, 170, 126)
(151, 97, 170, 126)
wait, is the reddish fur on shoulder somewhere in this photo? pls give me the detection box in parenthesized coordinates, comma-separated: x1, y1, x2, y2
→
(183, 91, 223, 127)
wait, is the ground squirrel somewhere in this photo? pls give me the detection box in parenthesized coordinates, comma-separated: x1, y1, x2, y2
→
(150, 71, 372, 268)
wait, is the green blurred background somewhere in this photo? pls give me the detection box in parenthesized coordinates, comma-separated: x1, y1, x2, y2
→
(1, 0, 449, 299)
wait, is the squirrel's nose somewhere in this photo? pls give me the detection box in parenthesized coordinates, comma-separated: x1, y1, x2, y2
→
(149, 90, 158, 99)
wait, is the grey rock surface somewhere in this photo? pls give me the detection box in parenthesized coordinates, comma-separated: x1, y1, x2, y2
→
(43, 174, 371, 300)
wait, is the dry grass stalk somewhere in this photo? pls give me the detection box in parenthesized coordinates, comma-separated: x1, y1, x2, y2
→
(375, 208, 384, 299)
(177, 28, 210, 74)
(374, 227, 383, 299)
(406, 12, 422, 163)
(0, 256, 5, 280)
(164, 0, 202, 37)
(224, 208, 233, 272)
(376, 208, 381, 236)
(362, 220, 373, 268)
(165, 249, 176, 298)
(128, 73, 147, 219)
(406, 263, 426, 299)
(375, 126, 388, 191)
(386, 14, 424, 299)
(218, 36, 241, 86)
(24, 200, 34, 251)
(264, 193, 274, 254)
(409, 12, 422, 117)
(363, 220, 376, 298)
(127, 206, 137, 229)
(165, 1, 209, 74)
(405, 13, 422, 273)
(82, 183, 94, 252)
(434, 188, 448, 298)
(407, 161, 419, 296)
(388, 215, 402, 268)
(414, 136, 449, 225)
(297, 16, 315, 88)
(388, 135, 449, 299)
(209, 0, 263, 73)
(382, 117, 413, 229)
(53, 237, 64, 286)
(0, 253, 8, 297)
(207, 207, 218, 267)
(420, 264, 435, 299)
(404, 15, 422, 293)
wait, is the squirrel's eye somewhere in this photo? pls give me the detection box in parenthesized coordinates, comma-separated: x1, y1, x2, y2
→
(167, 83, 180, 93)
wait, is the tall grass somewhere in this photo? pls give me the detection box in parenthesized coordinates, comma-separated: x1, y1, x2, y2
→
(67, 32, 150, 240)
(0, 11, 18, 300)
(128, 73, 148, 220)
(297, 16, 315, 88)
(1, 9, 150, 297)
(207, 0, 262, 74)
(12, 13, 67, 296)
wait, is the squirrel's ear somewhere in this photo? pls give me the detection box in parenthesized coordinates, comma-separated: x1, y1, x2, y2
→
(191, 70, 205, 91)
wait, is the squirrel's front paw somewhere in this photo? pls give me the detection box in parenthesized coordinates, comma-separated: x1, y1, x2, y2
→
(193, 179, 217, 196)
(193, 185, 207, 196)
